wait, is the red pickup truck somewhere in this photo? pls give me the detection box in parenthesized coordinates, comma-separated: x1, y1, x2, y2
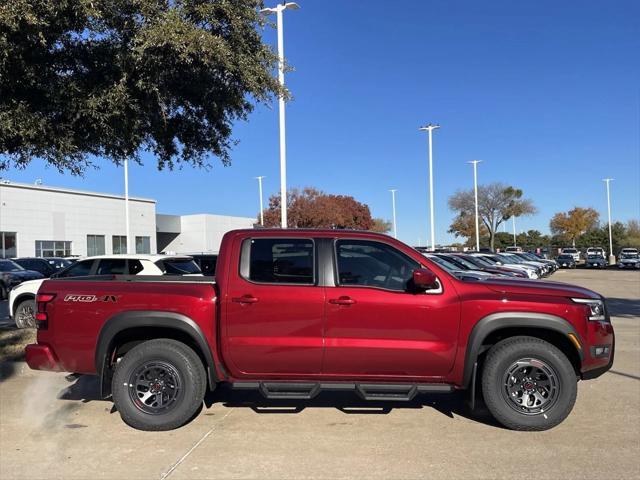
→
(26, 229, 614, 431)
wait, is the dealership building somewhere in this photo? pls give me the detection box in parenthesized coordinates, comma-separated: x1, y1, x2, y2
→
(0, 181, 255, 258)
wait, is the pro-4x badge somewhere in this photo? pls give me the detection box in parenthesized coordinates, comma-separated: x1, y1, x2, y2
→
(64, 294, 119, 303)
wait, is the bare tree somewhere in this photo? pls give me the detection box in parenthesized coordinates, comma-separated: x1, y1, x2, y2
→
(449, 183, 537, 250)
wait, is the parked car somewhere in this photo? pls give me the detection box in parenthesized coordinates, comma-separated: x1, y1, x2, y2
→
(423, 253, 495, 281)
(454, 254, 528, 278)
(585, 255, 607, 268)
(504, 246, 523, 253)
(556, 254, 577, 269)
(586, 247, 606, 259)
(470, 253, 539, 279)
(12, 257, 74, 277)
(9, 254, 201, 328)
(26, 229, 614, 432)
(186, 253, 218, 276)
(512, 252, 558, 275)
(561, 248, 581, 262)
(617, 250, 640, 269)
(0, 259, 44, 300)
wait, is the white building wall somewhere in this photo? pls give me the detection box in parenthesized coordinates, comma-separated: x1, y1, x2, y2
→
(162, 214, 255, 253)
(0, 182, 156, 257)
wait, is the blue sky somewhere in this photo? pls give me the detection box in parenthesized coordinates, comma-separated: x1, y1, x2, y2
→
(2, 0, 639, 246)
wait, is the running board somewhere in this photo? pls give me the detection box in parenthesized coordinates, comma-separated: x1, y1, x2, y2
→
(231, 382, 453, 401)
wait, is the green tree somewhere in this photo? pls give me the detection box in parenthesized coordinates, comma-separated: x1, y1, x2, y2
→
(448, 183, 536, 251)
(0, 0, 283, 174)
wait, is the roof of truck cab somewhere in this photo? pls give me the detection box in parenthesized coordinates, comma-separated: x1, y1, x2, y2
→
(228, 228, 395, 238)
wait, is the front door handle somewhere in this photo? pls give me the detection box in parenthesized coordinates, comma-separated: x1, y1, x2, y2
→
(232, 295, 259, 304)
(329, 296, 356, 306)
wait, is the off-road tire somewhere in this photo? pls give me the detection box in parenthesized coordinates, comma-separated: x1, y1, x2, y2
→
(112, 339, 206, 431)
(481, 336, 577, 431)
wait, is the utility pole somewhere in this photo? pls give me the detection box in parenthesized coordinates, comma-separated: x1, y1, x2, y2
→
(603, 178, 615, 265)
(255, 176, 266, 226)
(260, 3, 300, 228)
(468, 160, 482, 251)
(389, 189, 397, 238)
(419, 123, 440, 250)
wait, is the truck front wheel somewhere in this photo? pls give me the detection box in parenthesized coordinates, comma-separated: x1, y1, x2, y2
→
(112, 339, 206, 431)
(481, 336, 577, 431)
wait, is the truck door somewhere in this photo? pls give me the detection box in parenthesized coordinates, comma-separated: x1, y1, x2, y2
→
(322, 239, 460, 378)
(223, 237, 325, 376)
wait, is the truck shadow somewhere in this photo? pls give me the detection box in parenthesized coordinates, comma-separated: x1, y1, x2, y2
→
(204, 384, 503, 429)
(606, 298, 640, 319)
(57, 375, 503, 428)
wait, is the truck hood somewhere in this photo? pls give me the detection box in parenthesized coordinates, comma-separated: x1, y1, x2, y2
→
(483, 277, 601, 299)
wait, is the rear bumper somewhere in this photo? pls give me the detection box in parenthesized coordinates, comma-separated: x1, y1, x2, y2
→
(25, 344, 64, 372)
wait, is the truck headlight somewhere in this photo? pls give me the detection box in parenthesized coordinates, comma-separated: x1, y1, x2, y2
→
(572, 298, 606, 321)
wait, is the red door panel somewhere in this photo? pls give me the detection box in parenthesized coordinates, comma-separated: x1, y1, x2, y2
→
(322, 286, 460, 378)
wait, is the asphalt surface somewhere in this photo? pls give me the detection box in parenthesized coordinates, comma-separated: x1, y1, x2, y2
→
(0, 269, 639, 480)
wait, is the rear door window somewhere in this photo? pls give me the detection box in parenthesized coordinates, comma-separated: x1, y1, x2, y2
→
(244, 238, 315, 284)
(160, 259, 202, 275)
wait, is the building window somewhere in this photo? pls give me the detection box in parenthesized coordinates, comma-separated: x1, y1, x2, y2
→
(135, 236, 151, 254)
(87, 235, 106, 256)
(112, 236, 127, 254)
(35, 240, 72, 258)
(0, 232, 17, 258)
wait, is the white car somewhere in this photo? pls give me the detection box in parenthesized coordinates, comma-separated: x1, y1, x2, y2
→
(9, 254, 201, 328)
(561, 247, 581, 262)
(586, 247, 606, 259)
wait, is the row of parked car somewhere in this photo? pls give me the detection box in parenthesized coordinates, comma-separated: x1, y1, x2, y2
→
(413, 249, 558, 281)
(556, 247, 640, 269)
(2, 253, 219, 329)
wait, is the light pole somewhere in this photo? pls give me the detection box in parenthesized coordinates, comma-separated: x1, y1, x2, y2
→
(124, 159, 131, 254)
(419, 123, 440, 250)
(512, 216, 517, 247)
(603, 178, 615, 265)
(468, 160, 482, 251)
(255, 176, 266, 226)
(260, 2, 299, 228)
(389, 189, 398, 238)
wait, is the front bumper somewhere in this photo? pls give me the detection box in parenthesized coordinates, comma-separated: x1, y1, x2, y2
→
(25, 344, 63, 372)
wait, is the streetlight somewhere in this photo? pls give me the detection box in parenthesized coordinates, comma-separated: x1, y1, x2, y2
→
(468, 160, 482, 251)
(260, 2, 300, 228)
(603, 178, 615, 264)
(419, 123, 440, 250)
(255, 176, 266, 226)
(124, 159, 130, 254)
(389, 189, 398, 238)
(512, 215, 517, 247)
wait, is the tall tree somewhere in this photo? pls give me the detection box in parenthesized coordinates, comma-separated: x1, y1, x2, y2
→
(448, 182, 536, 250)
(549, 207, 600, 247)
(0, 0, 282, 174)
(261, 187, 389, 232)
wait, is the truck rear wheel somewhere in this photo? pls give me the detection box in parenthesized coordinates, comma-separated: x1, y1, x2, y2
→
(481, 336, 577, 431)
(112, 339, 206, 431)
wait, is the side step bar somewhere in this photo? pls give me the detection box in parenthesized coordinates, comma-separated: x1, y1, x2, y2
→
(232, 381, 453, 401)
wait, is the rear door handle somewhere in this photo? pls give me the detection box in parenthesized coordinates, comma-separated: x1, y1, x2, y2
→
(329, 296, 356, 306)
(232, 295, 259, 304)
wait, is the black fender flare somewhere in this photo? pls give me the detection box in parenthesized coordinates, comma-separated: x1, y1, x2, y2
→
(95, 311, 218, 395)
(462, 312, 583, 388)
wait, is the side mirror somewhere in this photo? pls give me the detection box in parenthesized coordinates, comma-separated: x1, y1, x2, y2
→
(412, 268, 438, 290)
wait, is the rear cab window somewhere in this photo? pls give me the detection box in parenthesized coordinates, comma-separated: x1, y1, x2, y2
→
(241, 238, 315, 285)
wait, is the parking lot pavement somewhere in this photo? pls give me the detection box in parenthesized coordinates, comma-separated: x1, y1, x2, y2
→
(1, 270, 639, 480)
